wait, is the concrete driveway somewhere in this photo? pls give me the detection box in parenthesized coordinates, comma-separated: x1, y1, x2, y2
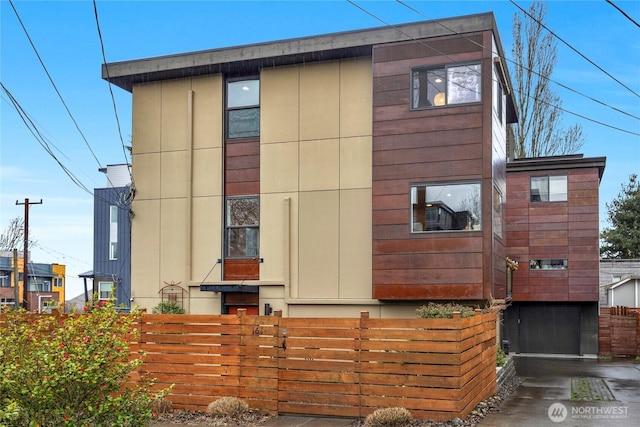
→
(481, 355, 640, 427)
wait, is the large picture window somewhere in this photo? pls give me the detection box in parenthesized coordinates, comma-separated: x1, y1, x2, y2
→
(411, 182, 481, 232)
(411, 63, 481, 109)
(530, 175, 567, 202)
(227, 79, 260, 139)
(226, 196, 259, 257)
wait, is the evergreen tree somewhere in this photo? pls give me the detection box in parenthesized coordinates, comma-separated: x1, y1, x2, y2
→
(600, 174, 640, 259)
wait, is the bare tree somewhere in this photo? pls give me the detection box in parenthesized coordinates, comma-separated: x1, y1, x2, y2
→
(0, 216, 37, 252)
(512, 1, 585, 158)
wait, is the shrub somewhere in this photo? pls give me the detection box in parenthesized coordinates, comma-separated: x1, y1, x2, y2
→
(153, 396, 173, 414)
(415, 302, 476, 318)
(0, 301, 168, 426)
(207, 396, 249, 419)
(364, 407, 413, 427)
(152, 301, 185, 314)
(496, 345, 506, 367)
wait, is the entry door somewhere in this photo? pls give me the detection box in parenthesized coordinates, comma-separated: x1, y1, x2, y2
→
(519, 304, 580, 354)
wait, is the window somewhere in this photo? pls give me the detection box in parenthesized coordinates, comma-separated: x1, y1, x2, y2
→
(411, 182, 481, 232)
(530, 175, 567, 202)
(110, 205, 118, 223)
(98, 281, 113, 300)
(411, 63, 481, 109)
(529, 259, 568, 270)
(0, 274, 9, 287)
(226, 196, 259, 257)
(493, 188, 503, 237)
(493, 70, 504, 124)
(109, 205, 118, 260)
(227, 79, 259, 139)
(54, 277, 63, 288)
(29, 280, 51, 292)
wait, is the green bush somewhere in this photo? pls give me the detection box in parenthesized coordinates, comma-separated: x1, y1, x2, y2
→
(152, 301, 185, 314)
(364, 407, 413, 427)
(496, 345, 506, 367)
(0, 301, 168, 426)
(415, 302, 477, 318)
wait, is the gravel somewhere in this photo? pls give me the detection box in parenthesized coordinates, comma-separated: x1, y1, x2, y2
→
(151, 376, 524, 426)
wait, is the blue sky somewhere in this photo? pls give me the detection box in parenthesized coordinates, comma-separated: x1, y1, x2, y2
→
(1, 0, 639, 298)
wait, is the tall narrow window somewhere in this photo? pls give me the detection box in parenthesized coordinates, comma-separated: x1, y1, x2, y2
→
(226, 196, 259, 257)
(493, 188, 503, 237)
(109, 205, 118, 260)
(411, 63, 481, 109)
(227, 79, 260, 139)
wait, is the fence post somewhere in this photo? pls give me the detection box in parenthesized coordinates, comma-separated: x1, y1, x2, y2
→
(359, 311, 369, 419)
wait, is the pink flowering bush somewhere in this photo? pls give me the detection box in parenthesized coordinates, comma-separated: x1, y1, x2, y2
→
(0, 300, 168, 426)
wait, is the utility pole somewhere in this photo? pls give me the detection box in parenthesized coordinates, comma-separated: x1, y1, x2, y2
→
(16, 198, 43, 309)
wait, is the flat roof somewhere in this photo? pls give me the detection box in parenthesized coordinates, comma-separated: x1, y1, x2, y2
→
(507, 154, 607, 181)
(102, 12, 503, 92)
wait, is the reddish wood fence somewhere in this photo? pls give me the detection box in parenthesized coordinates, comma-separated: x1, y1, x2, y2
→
(599, 307, 640, 357)
(131, 309, 496, 421)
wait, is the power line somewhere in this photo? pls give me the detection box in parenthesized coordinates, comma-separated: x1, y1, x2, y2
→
(92, 0, 134, 181)
(383, 0, 640, 136)
(509, 0, 640, 99)
(8, 0, 104, 168)
(0, 82, 95, 195)
(606, 0, 640, 28)
(395, 0, 640, 122)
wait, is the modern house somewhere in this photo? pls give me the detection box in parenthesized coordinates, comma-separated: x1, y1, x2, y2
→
(0, 251, 66, 312)
(102, 13, 606, 355)
(599, 258, 640, 307)
(103, 12, 517, 317)
(503, 155, 606, 354)
(82, 164, 133, 310)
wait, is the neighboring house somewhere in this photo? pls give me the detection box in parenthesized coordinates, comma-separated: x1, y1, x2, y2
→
(92, 164, 133, 310)
(0, 251, 66, 312)
(599, 259, 640, 307)
(503, 155, 606, 355)
(104, 13, 517, 317)
(603, 276, 640, 308)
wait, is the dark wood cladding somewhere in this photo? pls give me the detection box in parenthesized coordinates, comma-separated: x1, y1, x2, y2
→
(225, 138, 260, 195)
(223, 258, 260, 281)
(371, 33, 495, 300)
(506, 167, 601, 302)
(224, 136, 260, 279)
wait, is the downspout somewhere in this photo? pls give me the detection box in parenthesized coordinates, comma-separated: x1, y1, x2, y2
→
(186, 90, 194, 311)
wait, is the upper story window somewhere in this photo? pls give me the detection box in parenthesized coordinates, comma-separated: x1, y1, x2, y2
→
(226, 196, 259, 257)
(109, 205, 118, 260)
(411, 63, 481, 109)
(530, 175, 567, 202)
(411, 181, 481, 232)
(493, 71, 504, 125)
(54, 277, 63, 288)
(226, 79, 260, 139)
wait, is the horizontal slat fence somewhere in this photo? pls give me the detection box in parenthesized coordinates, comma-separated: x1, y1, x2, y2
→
(130, 309, 496, 421)
(599, 307, 640, 357)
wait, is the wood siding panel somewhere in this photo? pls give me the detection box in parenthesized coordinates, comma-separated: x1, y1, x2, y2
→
(223, 258, 260, 281)
(371, 34, 496, 300)
(505, 167, 601, 302)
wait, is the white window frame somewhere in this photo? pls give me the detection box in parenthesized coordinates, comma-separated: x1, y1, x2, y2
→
(98, 281, 113, 301)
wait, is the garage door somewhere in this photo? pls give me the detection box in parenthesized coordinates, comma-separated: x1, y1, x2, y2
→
(519, 304, 580, 354)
